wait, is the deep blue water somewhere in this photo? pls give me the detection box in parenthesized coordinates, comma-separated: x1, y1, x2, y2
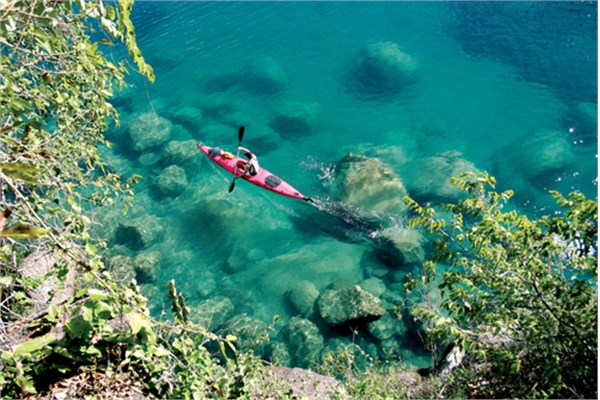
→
(102, 1, 598, 369)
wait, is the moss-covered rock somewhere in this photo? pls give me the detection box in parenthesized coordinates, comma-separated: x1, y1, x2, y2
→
(189, 296, 235, 331)
(154, 164, 188, 198)
(317, 285, 385, 326)
(133, 251, 160, 284)
(128, 112, 172, 152)
(287, 280, 319, 317)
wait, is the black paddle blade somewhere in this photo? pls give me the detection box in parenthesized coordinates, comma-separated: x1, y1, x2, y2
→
(238, 126, 245, 144)
(228, 181, 236, 193)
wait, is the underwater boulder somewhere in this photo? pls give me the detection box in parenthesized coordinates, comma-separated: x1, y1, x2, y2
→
(380, 227, 426, 267)
(321, 338, 369, 368)
(128, 112, 172, 152)
(286, 280, 320, 317)
(269, 101, 320, 138)
(114, 215, 165, 251)
(189, 296, 235, 331)
(240, 55, 288, 95)
(154, 164, 188, 198)
(133, 251, 160, 284)
(105, 254, 136, 284)
(505, 130, 576, 181)
(331, 153, 408, 215)
(224, 314, 268, 356)
(266, 341, 292, 367)
(279, 316, 324, 368)
(402, 150, 477, 202)
(349, 41, 419, 97)
(367, 312, 408, 342)
(317, 285, 385, 327)
(162, 140, 199, 169)
(359, 277, 386, 297)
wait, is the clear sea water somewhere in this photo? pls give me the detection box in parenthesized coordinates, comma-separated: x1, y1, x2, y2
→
(102, 1, 598, 369)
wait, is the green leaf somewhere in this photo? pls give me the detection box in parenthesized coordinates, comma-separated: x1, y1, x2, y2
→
(0, 162, 42, 184)
(65, 315, 93, 340)
(14, 333, 57, 356)
(0, 224, 48, 239)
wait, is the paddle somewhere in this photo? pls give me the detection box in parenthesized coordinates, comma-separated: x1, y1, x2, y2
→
(228, 126, 245, 193)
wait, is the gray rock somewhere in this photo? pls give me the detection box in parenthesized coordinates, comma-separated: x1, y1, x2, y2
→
(287, 280, 319, 316)
(266, 341, 291, 367)
(381, 227, 425, 266)
(154, 164, 188, 198)
(262, 366, 347, 400)
(129, 112, 172, 151)
(17, 251, 77, 315)
(331, 153, 408, 214)
(189, 296, 234, 331)
(317, 285, 385, 326)
(279, 317, 324, 368)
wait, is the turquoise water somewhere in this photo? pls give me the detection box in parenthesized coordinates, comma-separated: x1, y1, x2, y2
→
(102, 1, 597, 368)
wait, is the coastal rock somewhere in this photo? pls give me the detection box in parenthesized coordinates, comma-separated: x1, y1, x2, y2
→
(128, 112, 172, 152)
(17, 251, 77, 315)
(287, 280, 319, 317)
(154, 164, 188, 198)
(114, 215, 165, 251)
(189, 296, 234, 331)
(279, 317, 324, 368)
(402, 150, 477, 202)
(349, 41, 419, 96)
(317, 285, 385, 326)
(263, 367, 347, 400)
(331, 153, 408, 214)
(269, 101, 320, 137)
(133, 251, 160, 284)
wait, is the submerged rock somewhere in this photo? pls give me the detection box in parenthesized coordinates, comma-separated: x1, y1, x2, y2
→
(154, 164, 188, 198)
(381, 227, 426, 267)
(162, 140, 199, 169)
(317, 285, 385, 326)
(128, 112, 172, 152)
(402, 150, 477, 202)
(105, 254, 136, 284)
(133, 251, 160, 284)
(189, 296, 234, 331)
(331, 153, 408, 214)
(349, 41, 419, 97)
(114, 215, 164, 251)
(287, 280, 319, 317)
(367, 312, 408, 342)
(505, 130, 576, 181)
(279, 317, 324, 368)
(269, 101, 320, 138)
(240, 55, 288, 95)
(224, 314, 268, 355)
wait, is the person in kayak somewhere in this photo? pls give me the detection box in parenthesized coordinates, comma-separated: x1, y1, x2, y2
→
(235, 146, 260, 177)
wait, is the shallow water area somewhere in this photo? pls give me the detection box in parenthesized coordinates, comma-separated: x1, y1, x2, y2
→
(100, 1, 597, 369)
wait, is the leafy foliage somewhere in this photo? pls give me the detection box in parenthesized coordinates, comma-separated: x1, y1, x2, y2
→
(404, 171, 597, 398)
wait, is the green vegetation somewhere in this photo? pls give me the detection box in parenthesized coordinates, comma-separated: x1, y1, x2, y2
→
(0, 1, 596, 399)
(404, 172, 597, 399)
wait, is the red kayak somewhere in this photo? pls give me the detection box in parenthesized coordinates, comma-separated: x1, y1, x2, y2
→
(198, 144, 312, 202)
